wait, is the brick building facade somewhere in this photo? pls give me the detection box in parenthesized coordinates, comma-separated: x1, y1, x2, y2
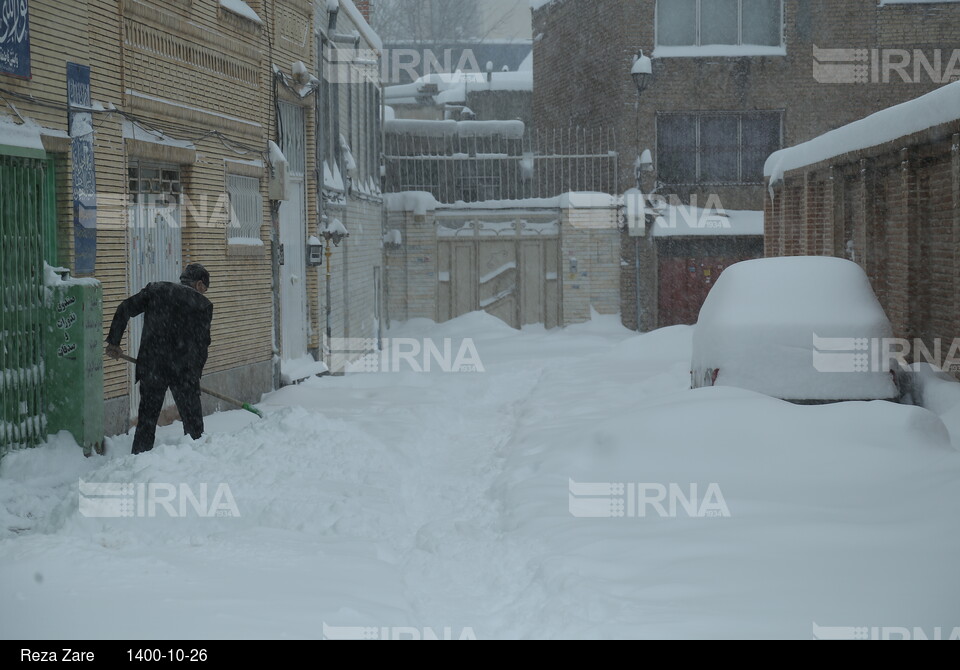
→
(0, 0, 385, 452)
(533, 0, 960, 330)
(764, 82, 960, 377)
(534, 0, 960, 209)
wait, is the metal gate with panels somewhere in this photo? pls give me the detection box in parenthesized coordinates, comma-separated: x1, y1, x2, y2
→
(127, 164, 183, 417)
(436, 215, 561, 329)
(0, 153, 56, 457)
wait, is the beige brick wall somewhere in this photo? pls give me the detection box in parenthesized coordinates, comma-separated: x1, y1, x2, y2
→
(318, 4, 385, 371)
(384, 201, 621, 327)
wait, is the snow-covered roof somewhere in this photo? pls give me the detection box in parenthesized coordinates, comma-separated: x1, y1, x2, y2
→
(765, 80, 960, 185)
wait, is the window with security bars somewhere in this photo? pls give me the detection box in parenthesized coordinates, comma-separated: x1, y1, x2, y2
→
(128, 165, 181, 205)
(226, 174, 263, 243)
(656, 111, 782, 185)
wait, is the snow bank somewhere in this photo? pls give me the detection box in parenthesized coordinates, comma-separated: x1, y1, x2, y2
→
(1, 311, 959, 639)
(692, 257, 897, 401)
(280, 355, 329, 385)
(902, 364, 960, 450)
(765, 80, 960, 185)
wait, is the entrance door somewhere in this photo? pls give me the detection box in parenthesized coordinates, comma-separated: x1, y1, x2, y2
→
(0, 153, 56, 456)
(278, 102, 308, 362)
(127, 164, 183, 417)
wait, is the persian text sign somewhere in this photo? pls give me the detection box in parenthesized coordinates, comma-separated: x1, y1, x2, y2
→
(0, 0, 31, 78)
(68, 62, 97, 274)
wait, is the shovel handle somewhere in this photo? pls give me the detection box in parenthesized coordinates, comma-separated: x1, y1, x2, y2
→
(112, 351, 264, 418)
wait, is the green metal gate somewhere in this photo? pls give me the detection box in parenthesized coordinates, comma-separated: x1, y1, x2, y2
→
(0, 152, 57, 458)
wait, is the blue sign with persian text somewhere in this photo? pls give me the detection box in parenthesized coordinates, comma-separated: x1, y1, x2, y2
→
(68, 62, 97, 275)
(0, 0, 31, 79)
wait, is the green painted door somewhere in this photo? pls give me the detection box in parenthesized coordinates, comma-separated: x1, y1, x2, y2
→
(0, 152, 56, 457)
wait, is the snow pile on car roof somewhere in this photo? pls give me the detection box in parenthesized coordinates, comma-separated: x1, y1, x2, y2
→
(692, 257, 897, 401)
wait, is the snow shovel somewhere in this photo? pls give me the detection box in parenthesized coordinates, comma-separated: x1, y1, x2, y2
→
(116, 353, 265, 419)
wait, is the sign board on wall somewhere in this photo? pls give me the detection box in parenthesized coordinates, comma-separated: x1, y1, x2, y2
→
(68, 62, 97, 275)
(0, 0, 31, 79)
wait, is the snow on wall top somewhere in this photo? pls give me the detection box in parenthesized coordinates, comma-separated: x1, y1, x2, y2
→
(385, 191, 620, 214)
(764, 80, 960, 185)
(0, 115, 46, 151)
(385, 69, 533, 107)
(652, 207, 764, 237)
(384, 119, 526, 139)
(220, 0, 263, 24)
(332, 0, 383, 52)
(530, 0, 566, 11)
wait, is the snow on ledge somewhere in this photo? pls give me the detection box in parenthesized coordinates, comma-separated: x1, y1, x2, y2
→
(385, 192, 621, 214)
(765, 80, 960, 185)
(653, 45, 787, 59)
(385, 119, 525, 139)
(220, 0, 263, 24)
(334, 0, 383, 52)
(653, 208, 764, 237)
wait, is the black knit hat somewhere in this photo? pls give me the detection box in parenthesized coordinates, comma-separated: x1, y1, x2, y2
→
(180, 263, 210, 288)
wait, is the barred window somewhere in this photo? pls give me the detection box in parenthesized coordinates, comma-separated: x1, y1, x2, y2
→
(657, 111, 782, 185)
(226, 174, 263, 243)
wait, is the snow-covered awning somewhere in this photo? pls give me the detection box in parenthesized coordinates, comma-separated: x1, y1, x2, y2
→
(765, 80, 960, 185)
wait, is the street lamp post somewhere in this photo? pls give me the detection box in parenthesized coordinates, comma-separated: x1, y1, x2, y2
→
(630, 50, 653, 334)
(631, 50, 653, 190)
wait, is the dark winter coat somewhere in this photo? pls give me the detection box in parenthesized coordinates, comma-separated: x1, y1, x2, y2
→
(107, 282, 213, 383)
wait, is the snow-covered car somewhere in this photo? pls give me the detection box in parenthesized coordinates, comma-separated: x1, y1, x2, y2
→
(691, 256, 899, 403)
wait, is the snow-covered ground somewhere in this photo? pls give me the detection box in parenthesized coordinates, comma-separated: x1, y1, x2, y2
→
(2, 312, 959, 640)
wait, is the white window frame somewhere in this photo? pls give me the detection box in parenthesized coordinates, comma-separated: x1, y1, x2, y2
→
(654, 0, 785, 55)
(226, 173, 264, 247)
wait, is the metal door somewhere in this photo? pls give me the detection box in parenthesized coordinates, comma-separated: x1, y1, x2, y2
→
(278, 102, 308, 362)
(127, 164, 183, 417)
(0, 153, 56, 456)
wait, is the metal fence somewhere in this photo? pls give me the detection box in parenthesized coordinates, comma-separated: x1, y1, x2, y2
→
(0, 154, 56, 458)
(384, 127, 619, 203)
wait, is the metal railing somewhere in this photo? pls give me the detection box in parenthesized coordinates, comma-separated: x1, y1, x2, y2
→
(384, 127, 619, 203)
(0, 154, 56, 457)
